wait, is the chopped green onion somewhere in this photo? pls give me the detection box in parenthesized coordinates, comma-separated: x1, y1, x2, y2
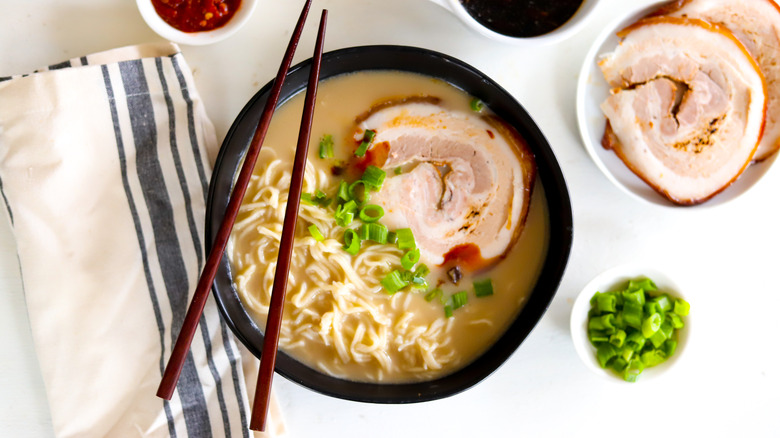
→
(301, 191, 330, 208)
(469, 98, 485, 112)
(300, 193, 315, 205)
(359, 204, 384, 222)
(619, 345, 634, 362)
(358, 223, 388, 244)
(410, 276, 428, 289)
(308, 224, 325, 242)
(473, 278, 494, 297)
(381, 270, 408, 294)
(628, 278, 657, 292)
(335, 200, 357, 227)
(625, 331, 646, 352)
(400, 248, 420, 270)
(337, 180, 349, 201)
(587, 276, 689, 382)
(348, 180, 370, 206)
(395, 228, 416, 250)
(596, 343, 617, 368)
(354, 129, 376, 157)
(640, 349, 666, 367)
(667, 313, 685, 329)
(342, 229, 360, 255)
(623, 289, 646, 307)
(659, 320, 674, 339)
(360, 165, 386, 191)
(424, 288, 442, 302)
(611, 357, 628, 372)
(451, 291, 468, 310)
(588, 314, 615, 333)
(444, 305, 453, 318)
(394, 166, 403, 175)
(609, 329, 626, 348)
(386, 231, 398, 244)
(673, 298, 690, 316)
(623, 358, 645, 382)
(622, 302, 643, 329)
(641, 313, 662, 338)
(644, 301, 661, 315)
(318, 134, 334, 159)
(589, 331, 609, 345)
(662, 339, 678, 357)
(654, 294, 673, 312)
(596, 292, 616, 313)
(413, 264, 430, 278)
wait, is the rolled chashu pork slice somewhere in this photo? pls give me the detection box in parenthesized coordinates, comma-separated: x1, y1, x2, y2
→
(358, 100, 536, 268)
(599, 17, 767, 205)
(655, 0, 780, 161)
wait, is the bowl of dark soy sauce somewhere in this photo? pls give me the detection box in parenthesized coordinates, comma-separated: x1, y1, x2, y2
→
(430, 0, 599, 45)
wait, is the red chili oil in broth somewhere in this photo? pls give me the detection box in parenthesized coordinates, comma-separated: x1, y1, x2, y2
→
(459, 0, 583, 37)
(152, 0, 241, 33)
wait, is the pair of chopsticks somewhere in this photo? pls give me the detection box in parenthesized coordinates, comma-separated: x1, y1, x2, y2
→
(156, 0, 327, 431)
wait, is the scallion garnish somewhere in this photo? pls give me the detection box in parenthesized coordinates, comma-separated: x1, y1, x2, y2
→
(308, 224, 325, 242)
(410, 276, 428, 289)
(301, 191, 331, 208)
(473, 278, 494, 297)
(413, 264, 430, 278)
(586, 277, 689, 382)
(359, 223, 388, 244)
(400, 248, 420, 270)
(673, 298, 690, 316)
(300, 193, 315, 205)
(424, 288, 442, 302)
(381, 270, 408, 294)
(348, 180, 370, 206)
(451, 291, 468, 310)
(354, 129, 376, 157)
(469, 98, 485, 112)
(342, 229, 360, 255)
(337, 180, 349, 201)
(387, 231, 397, 244)
(444, 305, 453, 318)
(318, 134, 334, 159)
(359, 204, 384, 223)
(395, 228, 415, 250)
(360, 165, 386, 191)
(335, 200, 357, 227)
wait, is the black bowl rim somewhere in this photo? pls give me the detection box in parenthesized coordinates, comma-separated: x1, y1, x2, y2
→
(206, 44, 573, 404)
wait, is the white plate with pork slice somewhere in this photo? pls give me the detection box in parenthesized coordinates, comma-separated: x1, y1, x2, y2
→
(576, 0, 779, 207)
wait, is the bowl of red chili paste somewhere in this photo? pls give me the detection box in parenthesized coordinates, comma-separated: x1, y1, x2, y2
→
(137, 0, 257, 45)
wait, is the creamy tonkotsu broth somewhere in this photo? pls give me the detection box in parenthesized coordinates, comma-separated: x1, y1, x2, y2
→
(228, 71, 549, 383)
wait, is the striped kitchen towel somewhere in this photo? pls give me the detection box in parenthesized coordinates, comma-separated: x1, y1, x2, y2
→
(0, 43, 283, 437)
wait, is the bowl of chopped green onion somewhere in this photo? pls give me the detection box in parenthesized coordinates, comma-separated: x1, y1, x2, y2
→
(570, 265, 691, 383)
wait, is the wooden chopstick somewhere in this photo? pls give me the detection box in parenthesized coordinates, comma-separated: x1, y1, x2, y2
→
(249, 8, 328, 433)
(156, 0, 314, 401)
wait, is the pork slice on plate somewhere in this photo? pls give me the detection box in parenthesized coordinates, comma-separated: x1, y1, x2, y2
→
(599, 16, 767, 205)
(655, 0, 780, 162)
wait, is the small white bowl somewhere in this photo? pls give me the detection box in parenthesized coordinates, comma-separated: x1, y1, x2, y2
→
(570, 264, 691, 383)
(136, 0, 258, 46)
(428, 0, 600, 46)
(575, 1, 778, 207)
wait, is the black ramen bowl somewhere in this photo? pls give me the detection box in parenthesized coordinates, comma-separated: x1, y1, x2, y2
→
(207, 45, 573, 403)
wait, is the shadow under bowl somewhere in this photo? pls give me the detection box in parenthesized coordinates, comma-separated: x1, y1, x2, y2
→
(206, 45, 573, 403)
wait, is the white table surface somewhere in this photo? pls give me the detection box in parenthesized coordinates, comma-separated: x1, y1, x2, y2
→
(2, 0, 779, 436)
